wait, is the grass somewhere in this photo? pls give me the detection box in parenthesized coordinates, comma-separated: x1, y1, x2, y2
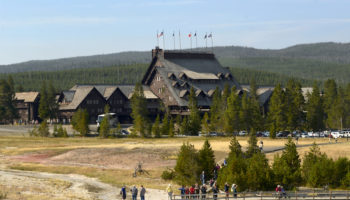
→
(10, 163, 172, 190)
(1, 135, 347, 191)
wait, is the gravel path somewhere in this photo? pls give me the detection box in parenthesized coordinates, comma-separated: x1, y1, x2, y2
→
(0, 168, 168, 200)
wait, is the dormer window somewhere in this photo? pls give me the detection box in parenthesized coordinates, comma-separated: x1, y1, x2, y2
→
(168, 73, 176, 80)
(179, 72, 187, 80)
(156, 76, 161, 81)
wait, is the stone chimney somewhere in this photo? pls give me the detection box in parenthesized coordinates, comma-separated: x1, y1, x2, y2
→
(152, 46, 164, 59)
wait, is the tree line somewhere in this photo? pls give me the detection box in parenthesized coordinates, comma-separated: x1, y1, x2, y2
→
(168, 136, 350, 190)
(0, 64, 316, 92)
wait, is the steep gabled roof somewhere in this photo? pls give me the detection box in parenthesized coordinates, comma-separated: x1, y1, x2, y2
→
(60, 86, 96, 110)
(142, 48, 241, 107)
(15, 92, 39, 103)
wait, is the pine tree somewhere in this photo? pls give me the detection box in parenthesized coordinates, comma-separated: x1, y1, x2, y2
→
(198, 139, 216, 180)
(224, 87, 240, 133)
(273, 137, 302, 189)
(246, 153, 273, 191)
(285, 79, 305, 131)
(239, 92, 252, 131)
(39, 81, 50, 120)
(267, 84, 287, 138)
(188, 87, 201, 135)
(71, 109, 89, 136)
(38, 121, 50, 137)
(306, 83, 325, 131)
(327, 87, 345, 129)
(174, 142, 200, 185)
(323, 79, 337, 120)
(217, 137, 247, 191)
(209, 87, 222, 132)
(180, 116, 189, 135)
(131, 82, 149, 137)
(201, 112, 210, 135)
(228, 136, 243, 158)
(169, 118, 174, 137)
(250, 79, 263, 131)
(152, 114, 161, 138)
(246, 129, 260, 158)
(0, 77, 18, 123)
(47, 81, 59, 120)
(175, 115, 182, 135)
(160, 112, 169, 136)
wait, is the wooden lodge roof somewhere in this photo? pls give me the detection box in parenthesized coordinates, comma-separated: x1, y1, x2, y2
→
(142, 48, 241, 107)
(15, 92, 39, 103)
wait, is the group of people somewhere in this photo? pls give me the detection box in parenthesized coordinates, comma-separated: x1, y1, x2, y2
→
(165, 182, 238, 200)
(275, 185, 287, 198)
(120, 185, 146, 200)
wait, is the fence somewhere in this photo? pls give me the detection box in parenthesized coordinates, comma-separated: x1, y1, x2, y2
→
(172, 190, 350, 200)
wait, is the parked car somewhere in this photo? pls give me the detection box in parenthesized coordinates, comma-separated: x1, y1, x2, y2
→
(301, 132, 309, 138)
(238, 131, 247, 136)
(331, 130, 341, 138)
(263, 131, 270, 137)
(276, 131, 289, 137)
(342, 130, 350, 138)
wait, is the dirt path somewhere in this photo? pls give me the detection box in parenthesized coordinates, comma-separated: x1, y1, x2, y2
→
(0, 168, 168, 200)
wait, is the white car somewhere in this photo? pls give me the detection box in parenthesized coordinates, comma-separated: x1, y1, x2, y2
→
(238, 131, 247, 136)
(331, 131, 341, 138)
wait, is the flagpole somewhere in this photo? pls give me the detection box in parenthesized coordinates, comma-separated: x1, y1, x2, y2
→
(205, 33, 207, 49)
(190, 32, 192, 50)
(211, 33, 213, 52)
(195, 32, 197, 49)
(173, 32, 175, 50)
(157, 30, 159, 47)
(179, 30, 181, 50)
(163, 30, 165, 50)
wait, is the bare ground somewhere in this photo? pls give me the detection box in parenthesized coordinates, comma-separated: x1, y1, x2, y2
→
(0, 168, 168, 200)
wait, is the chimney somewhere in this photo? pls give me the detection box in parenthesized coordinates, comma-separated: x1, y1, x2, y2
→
(152, 46, 164, 59)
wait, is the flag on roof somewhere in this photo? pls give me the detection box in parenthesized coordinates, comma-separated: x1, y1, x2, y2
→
(188, 33, 192, 37)
(194, 32, 197, 37)
(204, 34, 207, 39)
(208, 33, 212, 38)
(172, 32, 175, 37)
(158, 31, 164, 38)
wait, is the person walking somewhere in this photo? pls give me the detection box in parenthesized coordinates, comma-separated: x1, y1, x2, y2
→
(259, 140, 264, 151)
(231, 184, 237, 198)
(166, 184, 173, 200)
(224, 182, 229, 200)
(120, 185, 127, 200)
(140, 185, 146, 200)
(130, 185, 138, 200)
(200, 171, 205, 185)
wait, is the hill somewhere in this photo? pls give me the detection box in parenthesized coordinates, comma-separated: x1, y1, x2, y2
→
(1, 42, 349, 84)
(0, 65, 315, 91)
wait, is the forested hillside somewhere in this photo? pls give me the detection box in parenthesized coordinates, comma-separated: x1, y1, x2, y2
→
(1, 64, 315, 91)
(1, 42, 349, 85)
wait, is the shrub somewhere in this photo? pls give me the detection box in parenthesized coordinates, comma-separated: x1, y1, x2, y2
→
(161, 169, 175, 180)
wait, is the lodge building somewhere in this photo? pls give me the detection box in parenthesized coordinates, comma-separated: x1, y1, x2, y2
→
(15, 48, 286, 124)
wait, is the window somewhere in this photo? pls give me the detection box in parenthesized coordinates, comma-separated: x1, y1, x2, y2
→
(158, 88, 162, 94)
(93, 100, 99, 104)
(169, 96, 173, 101)
(156, 76, 161, 81)
(98, 108, 103, 113)
(87, 100, 92, 104)
(117, 108, 123, 112)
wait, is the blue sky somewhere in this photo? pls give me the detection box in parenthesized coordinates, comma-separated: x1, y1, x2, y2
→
(0, 0, 349, 64)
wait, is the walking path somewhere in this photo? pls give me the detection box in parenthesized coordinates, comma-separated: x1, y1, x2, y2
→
(0, 168, 168, 200)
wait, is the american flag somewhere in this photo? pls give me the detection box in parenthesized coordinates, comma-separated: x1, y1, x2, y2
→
(158, 31, 164, 38)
